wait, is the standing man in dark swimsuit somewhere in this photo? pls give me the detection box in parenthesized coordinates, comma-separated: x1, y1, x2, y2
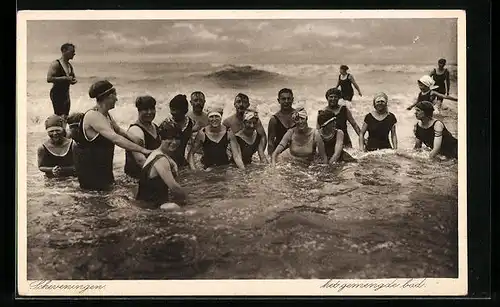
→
(430, 58, 451, 112)
(124, 95, 162, 179)
(335, 65, 362, 102)
(47, 43, 77, 119)
(267, 88, 296, 156)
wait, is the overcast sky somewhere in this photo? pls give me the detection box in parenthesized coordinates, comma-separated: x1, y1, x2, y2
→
(27, 19, 457, 64)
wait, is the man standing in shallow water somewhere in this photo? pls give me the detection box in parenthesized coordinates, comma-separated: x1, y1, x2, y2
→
(187, 91, 209, 140)
(222, 93, 267, 151)
(267, 88, 296, 156)
(47, 43, 77, 119)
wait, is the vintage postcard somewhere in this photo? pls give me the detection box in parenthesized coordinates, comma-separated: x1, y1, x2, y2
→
(17, 9, 467, 296)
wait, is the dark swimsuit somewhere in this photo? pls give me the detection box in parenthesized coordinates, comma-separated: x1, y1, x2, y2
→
(50, 59, 74, 116)
(338, 74, 354, 101)
(272, 114, 295, 151)
(322, 131, 356, 162)
(364, 112, 397, 151)
(200, 127, 230, 168)
(39, 140, 75, 177)
(73, 110, 115, 191)
(417, 91, 437, 104)
(330, 105, 353, 148)
(430, 68, 449, 99)
(124, 123, 161, 179)
(414, 120, 457, 159)
(170, 118, 194, 167)
(136, 154, 178, 207)
(235, 132, 261, 165)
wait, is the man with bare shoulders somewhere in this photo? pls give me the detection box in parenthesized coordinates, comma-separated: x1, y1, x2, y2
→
(267, 88, 296, 156)
(187, 91, 209, 136)
(47, 43, 77, 119)
(222, 93, 267, 152)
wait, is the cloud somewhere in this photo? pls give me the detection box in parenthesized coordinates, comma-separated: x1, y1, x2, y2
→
(292, 23, 362, 39)
(97, 30, 164, 47)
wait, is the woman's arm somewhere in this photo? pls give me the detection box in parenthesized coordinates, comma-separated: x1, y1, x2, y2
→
(256, 119, 268, 153)
(349, 74, 362, 96)
(413, 124, 423, 149)
(228, 131, 245, 170)
(445, 70, 451, 95)
(271, 129, 292, 165)
(257, 134, 269, 163)
(407, 97, 419, 110)
(109, 115, 142, 144)
(153, 157, 186, 203)
(329, 130, 344, 164)
(87, 111, 151, 155)
(390, 124, 398, 150)
(267, 116, 277, 155)
(429, 121, 444, 159)
(187, 130, 204, 170)
(37, 146, 56, 174)
(359, 122, 368, 151)
(433, 91, 458, 101)
(346, 108, 361, 135)
(314, 130, 328, 164)
(127, 125, 148, 168)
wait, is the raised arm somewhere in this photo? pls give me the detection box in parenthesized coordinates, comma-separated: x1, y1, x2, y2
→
(187, 130, 204, 170)
(47, 61, 71, 84)
(109, 115, 142, 144)
(345, 107, 361, 135)
(314, 130, 328, 164)
(349, 74, 362, 96)
(228, 130, 245, 170)
(429, 121, 445, 159)
(86, 111, 151, 155)
(433, 90, 457, 102)
(359, 122, 368, 151)
(329, 130, 345, 164)
(153, 157, 187, 203)
(407, 97, 419, 110)
(267, 116, 277, 155)
(271, 129, 292, 166)
(127, 125, 147, 168)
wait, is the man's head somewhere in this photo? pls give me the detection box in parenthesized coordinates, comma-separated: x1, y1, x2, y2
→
(190, 91, 206, 114)
(438, 58, 446, 68)
(277, 88, 294, 111)
(61, 43, 76, 60)
(234, 93, 250, 116)
(325, 88, 342, 108)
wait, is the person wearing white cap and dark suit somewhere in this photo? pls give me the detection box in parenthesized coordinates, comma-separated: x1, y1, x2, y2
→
(234, 110, 268, 165)
(406, 75, 457, 113)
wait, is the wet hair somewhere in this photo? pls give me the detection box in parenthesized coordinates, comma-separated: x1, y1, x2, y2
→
(438, 58, 447, 65)
(169, 94, 189, 113)
(278, 88, 294, 98)
(235, 93, 249, 103)
(61, 43, 75, 52)
(190, 91, 205, 100)
(317, 109, 336, 127)
(158, 120, 182, 140)
(415, 101, 434, 117)
(135, 95, 156, 111)
(67, 112, 84, 126)
(340, 65, 349, 71)
(325, 88, 342, 99)
(89, 80, 115, 101)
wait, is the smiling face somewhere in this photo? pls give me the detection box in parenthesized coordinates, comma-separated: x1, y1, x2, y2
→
(47, 127, 65, 144)
(327, 93, 341, 108)
(234, 97, 250, 116)
(278, 92, 293, 111)
(162, 137, 181, 154)
(418, 81, 430, 92)
(208, 114, 222, 128)
(373, 98, 387, 112)
(243, 117, 258, 132)
(190, 94, 206, 114)
(138, 107, 156, 124)
(294, 116, 308, 130)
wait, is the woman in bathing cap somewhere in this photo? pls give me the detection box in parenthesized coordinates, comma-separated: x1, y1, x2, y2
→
(37, 114, 76, 178)
(234, 110, 269, 165)
(359, 92, 398, 152)
(136, 120, 187, 208)
(317, 110, 357, 164)
(406, 75, 457, 114)
(73, 80, 153, 191)
(187, 107, 245, 170)
(413, 101, 457, 159)
(335, 64, 362, 102)
(271, 107, 328, 165)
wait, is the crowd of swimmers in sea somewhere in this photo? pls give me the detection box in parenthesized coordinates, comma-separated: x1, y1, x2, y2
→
(37, 43, 458, 208)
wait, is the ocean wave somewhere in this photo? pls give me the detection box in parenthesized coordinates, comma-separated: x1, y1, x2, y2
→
(204, 65, 284, 88)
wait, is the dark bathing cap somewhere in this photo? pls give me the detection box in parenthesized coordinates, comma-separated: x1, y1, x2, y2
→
(45, 114, 65, 130)
(89, 80, 115, 99)
(135, 95, 157, 110)
(67, 112, 84, 125)
(340, 65, 349, 71)
(169, 94, 189, 112)
(415, 101, 434, 117)
(158, 119, 182, 140)
(325, 88, 342, 98)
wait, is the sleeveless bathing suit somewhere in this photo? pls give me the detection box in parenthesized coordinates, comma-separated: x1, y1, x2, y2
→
(235, 132, 261, 165)
(430, 68, 449, 95)
(417, 91, 437, 104)
(124, 123, 162, 179)
(364, 112, 397, 151)
(39, 140, 75, 177)
(50, 59, 75, 116)
(338, 74, 354, 101)
(73, 110, 115, 191)
(136, 154, 178, 207)
(322, 131, 356, 162)
(201, 127, 230, 168)
(289, 129, 316, 159)
(414, 120, 457, 159)
(329, 105, 353, 148)
(272, 114, 295, 150)
(170, 117, 194, 167)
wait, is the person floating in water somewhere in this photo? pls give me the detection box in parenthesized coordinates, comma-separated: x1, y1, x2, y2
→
(317, 88, 361, 148)
(271, 107, 328, 166)
(359, 92, 398, 152)
(46, 43, 77, 119)
(413, 101, 458, 159)
(406, 75, 457, 114)
(188, 107, 245, 171)
(124, 96, 162, 179)
(234, 110, 269, 165)
(267, 88, 296, 156)
(136, 120, 187, 208)
(430, 58, 452, 112)
(73, 80, 152, 191)
(37, 115, 76, 178)
(335, 65, 362, 102)
(223, 93, 267, 150)
(317, 110, 357, 165)
(160, 94, 194, 168)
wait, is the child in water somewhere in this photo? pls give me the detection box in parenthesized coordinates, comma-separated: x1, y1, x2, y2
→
(406, 75, 457, 114)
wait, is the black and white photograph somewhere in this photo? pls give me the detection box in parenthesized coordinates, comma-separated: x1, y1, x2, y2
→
(17, 10, 467, 296)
